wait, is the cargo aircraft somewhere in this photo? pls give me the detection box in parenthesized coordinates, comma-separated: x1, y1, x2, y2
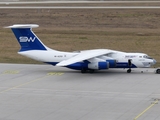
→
(6, 24, 159, 73)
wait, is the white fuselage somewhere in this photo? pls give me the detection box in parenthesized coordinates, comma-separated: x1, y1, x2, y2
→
(7, 24, 156, 72)
(18, 49, 156, 68)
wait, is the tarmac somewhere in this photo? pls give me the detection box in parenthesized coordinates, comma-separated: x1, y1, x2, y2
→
(0, 63, 159, 120)
(1, 1, 160, 9)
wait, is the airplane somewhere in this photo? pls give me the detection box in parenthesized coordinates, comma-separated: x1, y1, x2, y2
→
(5, 24, 159, 74)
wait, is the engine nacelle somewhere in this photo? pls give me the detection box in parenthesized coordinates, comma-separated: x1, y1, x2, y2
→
(88, 62, 109, 70)
(106, 60, 117, 68)
(98, 56, 117, 68)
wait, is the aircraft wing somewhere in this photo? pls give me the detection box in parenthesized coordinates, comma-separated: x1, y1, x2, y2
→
(56, 49, 112, 66)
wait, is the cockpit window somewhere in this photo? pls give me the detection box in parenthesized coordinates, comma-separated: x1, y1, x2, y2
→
(143, 55, 152, 59)
(143, 55, 147, 58)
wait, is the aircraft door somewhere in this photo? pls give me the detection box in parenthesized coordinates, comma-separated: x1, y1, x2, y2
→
(128, 59, 132, 67)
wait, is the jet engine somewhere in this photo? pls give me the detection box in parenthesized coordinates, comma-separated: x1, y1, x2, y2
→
(88, 62, 109, 70)
(98, 56, 117, 68)
(106, 60, 117, 68)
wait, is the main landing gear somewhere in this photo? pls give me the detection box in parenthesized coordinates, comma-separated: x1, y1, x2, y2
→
(81, 68, 95, 73)
(127, 59, 132, 73)
(81, 68, 87, 73)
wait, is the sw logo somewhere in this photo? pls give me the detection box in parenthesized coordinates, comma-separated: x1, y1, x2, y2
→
(19, 36, 36, 42)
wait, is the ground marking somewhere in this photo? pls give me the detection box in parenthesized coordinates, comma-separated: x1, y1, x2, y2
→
(134, 99, 159, 120)
(47, 72, 64, 76)
(0, 72, 63, 94)
(0, 75, 48, 94)
(2, 70, 19, 74)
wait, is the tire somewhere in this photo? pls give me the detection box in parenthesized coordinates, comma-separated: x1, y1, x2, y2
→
(89, 70, 95, 73)
(156, 69, 160, 74)
(127, 69, 131, 73)
(81, 69, 87, 73)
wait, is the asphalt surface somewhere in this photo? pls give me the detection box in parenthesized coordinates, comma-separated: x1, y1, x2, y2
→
(1, 1, 160, 9)
(0, 63, 159, 120)
(1, 6, 160, 9)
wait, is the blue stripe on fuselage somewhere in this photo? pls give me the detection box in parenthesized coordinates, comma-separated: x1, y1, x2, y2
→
(45, 62, 137, 70)
(115, 62, 137, 68)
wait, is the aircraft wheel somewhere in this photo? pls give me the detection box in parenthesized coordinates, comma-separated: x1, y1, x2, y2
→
(156, 69, 160, 74)
(89, 70, 95, 73)
(127, 69, 131, 73)
(81, 68, 87, 73)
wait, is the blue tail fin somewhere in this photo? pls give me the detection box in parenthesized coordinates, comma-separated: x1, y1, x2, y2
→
(6, 24, 47, 51)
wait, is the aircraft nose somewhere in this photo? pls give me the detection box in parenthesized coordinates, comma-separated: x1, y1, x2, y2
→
(152, 59, 157, 65)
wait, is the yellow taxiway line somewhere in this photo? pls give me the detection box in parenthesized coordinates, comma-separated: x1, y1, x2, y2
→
(134, 99, 158, 120)
(0, 71, 63, 94)
(0, 75, 49, 94)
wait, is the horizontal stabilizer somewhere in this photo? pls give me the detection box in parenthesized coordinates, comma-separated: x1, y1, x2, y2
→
(5, 24, 39, 28)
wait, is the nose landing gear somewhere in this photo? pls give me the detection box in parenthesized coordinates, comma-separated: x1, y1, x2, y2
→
(127, 68, 131, 73)
(127, 59, 132, 73)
